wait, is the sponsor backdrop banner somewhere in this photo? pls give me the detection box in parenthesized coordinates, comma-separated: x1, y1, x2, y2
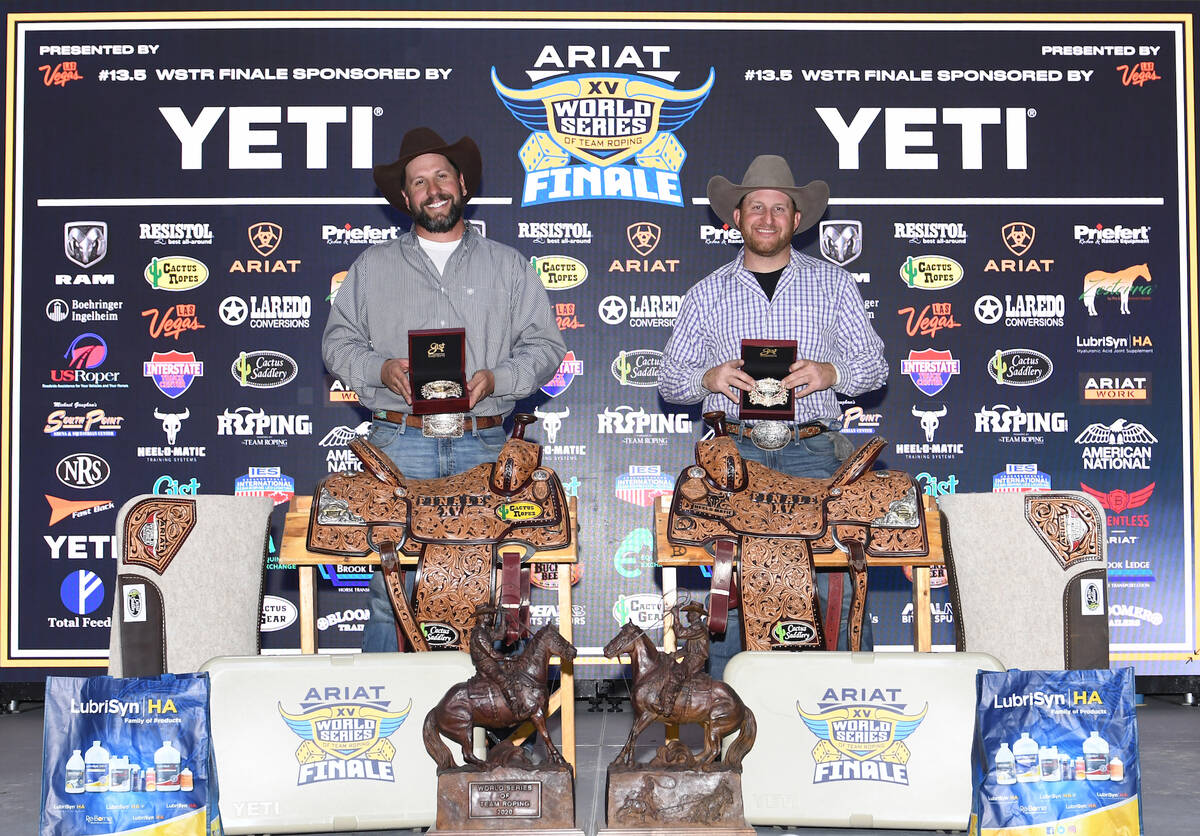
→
(3, 11, 1196, 681)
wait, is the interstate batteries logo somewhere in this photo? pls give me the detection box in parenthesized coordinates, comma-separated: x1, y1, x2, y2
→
(492, 46, 714, 206)
(279, 687, 412, 785)
(797, 688, 928, 785)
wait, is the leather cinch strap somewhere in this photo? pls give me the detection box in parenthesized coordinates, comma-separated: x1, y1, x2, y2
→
(708, 539, 738, 635)
(499, 548, 531, 644)
(379, 541, 429, 652)
(845, 539, 869, 653)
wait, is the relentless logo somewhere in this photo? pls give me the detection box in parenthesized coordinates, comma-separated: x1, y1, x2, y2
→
(279, 687, 411, 785)
(897, 303, 959, 339)
(627, 222, 661, 256)
(974, 293, 1064, 327)
(64, 222, 107, 268)
(611, 349, 663, 387)
(234, 466, 295, 505)
(1080, 374, 1151, 402)
(531, 255, 588, 290)
(615, 465, 675, 507)
(598, 294, 680, 327)
(321, 223, 402, 245)
(597, 405, 692, 443)
(218, 407, 313, 445)
(145, 255, 209, 291)
(232, 350, 299, 388)
(143, 350, 203, 398)
(46, 333, 126, 389)
(1001, 221, 1035, 256)
(541, 351, 583, 397)
(893, 222, 967, 245)
(992, 463, 1051, 493)
(1074, 223, 1150, 245)
(517, 221, 593, 245)
(699, 224, 743, 245)
(492, 49, 714, 205)
(1075, 419, 1156, 470)
(56, 452, 111, 489)
(974, 404, 1067, 445)
(819, 220, 862, 266)
(901, 349, 960, 396)
(797, 689, 928, 785)
(143, 304, 205, 340)
(1081, 263, 1153, 316)
(986, 348, 1053, 386)
(899, 255, 962, 290)
(139, 222, 214, 245)
(1081, 481, 1153, 530)
(985, 221, 1053, 272)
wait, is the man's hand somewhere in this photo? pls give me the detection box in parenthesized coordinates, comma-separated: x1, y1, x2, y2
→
(381, 358, 412, 403)
(702, 359, 756, 404)
(783, 358, 837, 397)
(467, 369, 495, 407)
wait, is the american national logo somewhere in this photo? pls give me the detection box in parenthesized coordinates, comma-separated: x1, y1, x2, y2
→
(492, 53, 714, 206)
(279, 687, 411, 785)
(797, 688, 928, 785)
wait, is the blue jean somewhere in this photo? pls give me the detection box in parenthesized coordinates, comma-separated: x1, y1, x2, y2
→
(360, 417, 508, 652)
(706, 429, 875, 679)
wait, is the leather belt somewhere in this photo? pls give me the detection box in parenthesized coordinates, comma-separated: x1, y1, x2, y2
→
(374, 410, 503, 430)
(724, 419, 826, 444)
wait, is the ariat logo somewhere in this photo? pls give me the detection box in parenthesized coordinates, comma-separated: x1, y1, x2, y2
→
(1002, 221, 1035, 256)
(627, 222, 661, 256)
(492, 47, 714, 206)
(984, 221, 1053, 272)
(798, 688, 928, 785)
(231, 221, 300, 273)
(279, 687, 411, 785)
(249, 222, 283, 256)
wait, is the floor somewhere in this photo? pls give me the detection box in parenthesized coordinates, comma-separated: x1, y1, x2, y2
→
(4, 689, 1197, 835)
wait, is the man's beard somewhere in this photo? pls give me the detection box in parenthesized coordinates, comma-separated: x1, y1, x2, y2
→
(412, 192, 464, 233)
(742, 230, 793, 259)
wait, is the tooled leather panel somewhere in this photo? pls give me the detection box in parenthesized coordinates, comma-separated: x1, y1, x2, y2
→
(671, 460, 828, 540)
(489, 438, 542, 495)
(350, 437, 405, 486)
(123, 498, 196, 574)
(738, 537, 822, 651)
(818, 472, 928, 556)
(406, 464, 564, 542)
(829, 437, 886, 487)
(1025, 493, 1104, 569)
(695, 436, 747, 493)
(412, 543, 494, 650)
(306, 472, 408, 556)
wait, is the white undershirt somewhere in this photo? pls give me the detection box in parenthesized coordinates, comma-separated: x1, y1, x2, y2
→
(416, 236, 461, 274)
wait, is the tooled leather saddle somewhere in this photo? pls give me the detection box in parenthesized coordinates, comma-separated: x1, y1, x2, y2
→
(306, 414, 571, 651)
(666, 412, 928, 651)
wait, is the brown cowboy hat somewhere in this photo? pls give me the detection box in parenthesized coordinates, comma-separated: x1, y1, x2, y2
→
(706, 154, 829, 233)
(372, 127, 482, 214)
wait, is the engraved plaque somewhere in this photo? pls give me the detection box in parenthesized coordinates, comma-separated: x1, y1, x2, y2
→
(469, 780, 542, 819)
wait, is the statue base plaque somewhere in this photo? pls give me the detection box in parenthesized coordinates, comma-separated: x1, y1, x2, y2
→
(602, 766, 754, 834)
(435, 764, 580, 833)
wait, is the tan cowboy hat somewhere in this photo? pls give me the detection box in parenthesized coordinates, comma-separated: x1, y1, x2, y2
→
(372, 127, 482, 214)
(706, 154, 829, 232)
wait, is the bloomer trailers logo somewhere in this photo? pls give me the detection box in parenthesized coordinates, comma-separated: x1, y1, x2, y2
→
(492, 46, 714, 206)
(278, 687, 411, 785)
(797, 688, 928, 785)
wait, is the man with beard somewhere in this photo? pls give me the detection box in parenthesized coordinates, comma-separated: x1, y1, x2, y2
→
(323, 127, 566, 652)
(658, 154, 886, 674)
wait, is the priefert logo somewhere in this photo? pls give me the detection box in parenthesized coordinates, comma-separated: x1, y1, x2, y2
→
(322, 223, 403, 245)
(1073, 224, 1150, 245)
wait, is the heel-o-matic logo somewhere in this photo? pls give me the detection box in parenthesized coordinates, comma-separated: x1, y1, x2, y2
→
(798, 688, 928, 785)
(492, 47, 713, 206)
(279, 686, 411, 785)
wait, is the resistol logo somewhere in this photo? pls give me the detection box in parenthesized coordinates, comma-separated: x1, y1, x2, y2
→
(492, 46, 713, 206)
(797, 687, 928, 785)
(231, 222, 301, 273)
(984, 221, 1054, 273)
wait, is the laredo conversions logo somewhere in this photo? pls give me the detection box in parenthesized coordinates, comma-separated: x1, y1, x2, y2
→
(798, 687, 928, 785)
(492, 46, 713, 206)
(278, 686, 411, 785)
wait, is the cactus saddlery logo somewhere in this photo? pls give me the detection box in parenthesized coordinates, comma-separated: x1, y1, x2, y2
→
(278, 686, 411, 785)
(797, 688, 928, 785)
(492, 46, 714, 206)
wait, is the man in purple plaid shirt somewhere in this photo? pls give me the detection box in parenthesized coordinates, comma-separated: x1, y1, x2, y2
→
(659, 154, 887, 674)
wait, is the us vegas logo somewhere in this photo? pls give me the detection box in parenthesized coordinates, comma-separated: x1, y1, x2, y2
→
(492, 45, 713, 206)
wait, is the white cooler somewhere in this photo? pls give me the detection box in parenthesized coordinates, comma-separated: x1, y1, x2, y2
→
(202, 651, 476, 834)
(724, 650, 1003, 830)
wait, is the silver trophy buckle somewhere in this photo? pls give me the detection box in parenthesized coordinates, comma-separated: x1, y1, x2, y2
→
(421, 412, 465, 438)
(749, 420, 791, 451)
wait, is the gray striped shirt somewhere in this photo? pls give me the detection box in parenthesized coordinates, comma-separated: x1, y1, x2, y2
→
(322, 223, 567, 416)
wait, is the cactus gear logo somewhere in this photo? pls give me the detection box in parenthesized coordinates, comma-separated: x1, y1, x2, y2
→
(278, 688, 411, 785)
(491, 51, 714, 206)
(797, 689, 928, 785)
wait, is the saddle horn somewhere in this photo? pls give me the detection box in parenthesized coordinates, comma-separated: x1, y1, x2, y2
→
(703, 411, 728, 436)
(511, 412, 536, 439)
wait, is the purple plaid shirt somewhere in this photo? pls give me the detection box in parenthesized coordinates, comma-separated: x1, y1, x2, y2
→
(659, 247, 887, 423)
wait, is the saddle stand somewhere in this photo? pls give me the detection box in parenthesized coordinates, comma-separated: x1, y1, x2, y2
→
(306, 414, 572, 651)
(666, 411, 929, 651)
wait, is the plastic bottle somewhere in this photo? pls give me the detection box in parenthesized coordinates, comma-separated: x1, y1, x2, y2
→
(993, 742, 1016, 784)
(1108, 755, 1125, 781)
(1013, 732, 1040, 783)
(1075, 756, 1086, 780)
(1059, 754, 1073, 780)
(1039, 745, 1061, 781)
(179, 767, 194, 792)
(1083, 731, 1110, 781)
(155, 741, 181, 791)
(64, 749, 85, 794)
(145, 767, 156, 792)
(84, 740, 110, 793)
(110, 756, 131, 793)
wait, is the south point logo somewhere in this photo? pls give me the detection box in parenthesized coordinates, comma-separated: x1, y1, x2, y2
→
(278, 686, 411, 785)
(492, 46, 713, 206)
(797, 688, 928, 785)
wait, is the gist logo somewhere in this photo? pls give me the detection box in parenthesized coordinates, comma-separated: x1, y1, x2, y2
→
(493, 46, 713, 206)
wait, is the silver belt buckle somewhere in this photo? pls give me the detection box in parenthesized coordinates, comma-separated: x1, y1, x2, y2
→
(421, 412, 464, 438)
(749, 420, 791, 451)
